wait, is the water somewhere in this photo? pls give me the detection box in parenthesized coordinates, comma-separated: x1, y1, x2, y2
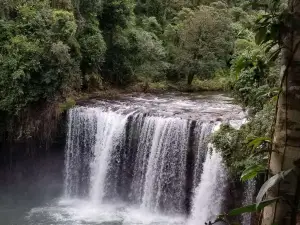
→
(141, 117, 190, 213)
(241, 180, 256, 225)
(188, 147, 228, 225)
(192, 122, 214, 190)
(26, 199, 186, 225)
(0, 93, 245, 225)
(89, 110, 130, 204)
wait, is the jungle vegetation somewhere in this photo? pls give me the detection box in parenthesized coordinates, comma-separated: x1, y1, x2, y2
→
(212, 0, 300, 224)
(2, 0, 300, 224)
(0, 0, 280, 139)
(0, 0, 240, 140)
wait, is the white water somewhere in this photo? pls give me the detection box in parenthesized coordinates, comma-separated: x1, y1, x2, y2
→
(141, 117, 190, 213)
(89, 109, 130, 204)
(192, 122, 214, 190)
(64, 108, 97, 197)
(241, 180, 256, 225)
(20, 94, 246, 225)
(189, 148, 228, 225)
(63, 105, 231, 224)
(27, 199, 186, 225)
(131, 117, 156, 204)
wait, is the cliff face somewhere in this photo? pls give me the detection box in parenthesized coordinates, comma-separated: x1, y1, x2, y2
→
(0, 113, 67, 170)
(0, 112, 67, 224)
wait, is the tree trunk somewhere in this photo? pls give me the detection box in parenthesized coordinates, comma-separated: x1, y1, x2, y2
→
(261, 1, 300, 224)
(187, 73, 195, 86)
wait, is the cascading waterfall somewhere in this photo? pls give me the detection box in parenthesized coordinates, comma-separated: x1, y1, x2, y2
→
(241, 180, 256, 225)
(64, 108, 97, 197)
(141, 117, 190, 213)
(63, 97, 240, 223)
(89, 110, 130, 204)
(189, 147, 228, 225)
(192, 122, 214, 190)
(18, 94, 248, 225)
(130, 116, 156, 204)
(64, 109, 197, 213)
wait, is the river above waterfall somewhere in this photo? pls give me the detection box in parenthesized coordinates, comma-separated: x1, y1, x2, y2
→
(0, 93, 246, 225)
(78, 92, 245, 122)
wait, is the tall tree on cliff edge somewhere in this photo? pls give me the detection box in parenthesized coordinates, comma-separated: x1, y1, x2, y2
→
(262, 0, 300, 224)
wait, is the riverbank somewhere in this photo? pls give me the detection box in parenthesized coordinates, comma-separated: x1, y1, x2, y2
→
(127, 76, 230, 93)
(67, 77, 231, 109)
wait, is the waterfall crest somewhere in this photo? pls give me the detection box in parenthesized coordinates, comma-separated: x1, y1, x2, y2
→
(63, 93, 243, 223)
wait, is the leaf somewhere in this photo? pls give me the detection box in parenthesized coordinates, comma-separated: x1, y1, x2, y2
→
(265, 42, 276, 54)
(255, 26, 268, 45)
(270, 24, 280, 41)
(271, 95, 278, 102)
(227, 198, 280, 216)
(256, 169, 293, 206)
(247, 137, 271, 151)
(258, 198, 280, 210)
(253, 149, 279, 157)
(241, 164, 265, 182)
(267, 48, 281, 63)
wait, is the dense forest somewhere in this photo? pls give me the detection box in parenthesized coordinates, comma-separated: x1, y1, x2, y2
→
(1, 0, 300, 224)
(0, 0, 279, 140)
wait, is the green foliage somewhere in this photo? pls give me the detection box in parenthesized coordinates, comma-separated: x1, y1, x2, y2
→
(0, 1, 81, 117)
(135, 0, 187, 25)
(100, 0, 135, 31)
(0, 0, 281, 141)
(213, 1, 283, 178)
(228, 35, 279, 112)
(77, 16, 107, 88)
(52, 10, 77, 39)
(208, 197, 280, 224)
(139, 16, 162, 35)
(213, 102, 275, 176)
(247, 136, 271, 151)
(128, 28, 167, 79)
(241, 164, 265, 182)
(58, 97, 76, 113)
(76, 0, 102, 15)
(165, 5, 235, 84)
(227, 197, 279, 216)
(103, 26, 167, 85)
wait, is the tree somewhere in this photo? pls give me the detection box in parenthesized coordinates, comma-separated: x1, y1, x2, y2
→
(0, 1, 80, 115)
(77, 17, 107, 90)
(175, 5, 234, 85)
(262, 1, 300, 224)
(135, 0, 187, 25)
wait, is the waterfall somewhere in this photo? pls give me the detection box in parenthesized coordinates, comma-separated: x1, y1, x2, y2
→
(241, 180, 256, 225)
(192, 122, 214, 190)
(64, 104, 231, 219)
(140, 117, 190, 213)
(130, 116, 156, 204)
(64, 107, 131, 203)
(64, 108, 97, 197)
(189, 148, 228, 225)
(18, 93, 249, 225)
(89, 109, 129, 204)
